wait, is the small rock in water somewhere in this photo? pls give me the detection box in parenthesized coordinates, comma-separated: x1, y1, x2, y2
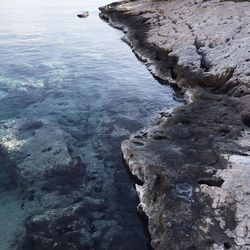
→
(77, 11, 89, 18)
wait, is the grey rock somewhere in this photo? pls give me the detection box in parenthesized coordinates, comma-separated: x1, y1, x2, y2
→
(100, 1, 250, 249)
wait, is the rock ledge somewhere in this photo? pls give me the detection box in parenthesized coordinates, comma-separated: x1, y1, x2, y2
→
(100, 0, 250, 249)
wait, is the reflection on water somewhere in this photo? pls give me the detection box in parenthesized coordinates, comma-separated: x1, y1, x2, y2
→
(0, 0, 178, 249)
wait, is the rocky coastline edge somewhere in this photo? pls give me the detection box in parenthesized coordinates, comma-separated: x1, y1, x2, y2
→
(99, 1, 250, 249)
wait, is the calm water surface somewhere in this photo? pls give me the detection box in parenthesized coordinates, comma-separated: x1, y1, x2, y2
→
(0, 0, 177, 249)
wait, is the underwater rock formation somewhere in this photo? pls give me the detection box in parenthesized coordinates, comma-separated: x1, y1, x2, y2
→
(0, 117, 147, 250)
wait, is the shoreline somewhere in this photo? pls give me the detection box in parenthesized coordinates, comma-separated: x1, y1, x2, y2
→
(100, 0, 250, 249)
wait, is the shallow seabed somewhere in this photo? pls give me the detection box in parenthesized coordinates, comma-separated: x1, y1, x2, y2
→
(0, 0, 177, 249)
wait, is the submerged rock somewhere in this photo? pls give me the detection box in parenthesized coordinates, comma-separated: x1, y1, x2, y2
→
(0, 115, 149, 249)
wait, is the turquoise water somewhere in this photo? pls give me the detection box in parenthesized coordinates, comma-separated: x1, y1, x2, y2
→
(0, 0, 177, 249)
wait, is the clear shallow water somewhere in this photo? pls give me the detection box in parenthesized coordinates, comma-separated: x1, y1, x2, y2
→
(0, 0, 177, 249)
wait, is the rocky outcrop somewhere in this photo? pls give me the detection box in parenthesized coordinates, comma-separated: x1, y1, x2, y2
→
(100, 0, 250, 249)
(0, 117, 147, 250)
(77, 11, 89, 18)
(100, 0, 250, 95)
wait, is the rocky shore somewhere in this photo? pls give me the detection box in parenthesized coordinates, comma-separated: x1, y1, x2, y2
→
(100, 0, 250, 249)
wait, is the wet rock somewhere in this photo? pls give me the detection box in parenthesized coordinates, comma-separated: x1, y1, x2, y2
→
(23, 202, 92, 250)
(42, 157, 85, 194)
(18, 120, 44, 132)
(0, 119, 73, 185)
(77, 11, 89, 18)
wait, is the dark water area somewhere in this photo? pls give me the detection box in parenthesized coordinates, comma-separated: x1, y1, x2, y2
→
(0, 0, 178, 249)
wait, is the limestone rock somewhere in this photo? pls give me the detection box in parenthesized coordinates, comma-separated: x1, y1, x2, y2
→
(100, 0, 250, 249)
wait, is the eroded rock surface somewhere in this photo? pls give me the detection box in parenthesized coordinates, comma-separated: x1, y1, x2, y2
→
(100, 0, 250, 95)
(100, 0, 250, 249)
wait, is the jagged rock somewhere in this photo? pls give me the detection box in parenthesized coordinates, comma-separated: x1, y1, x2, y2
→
(99, 0, 250, 95)
(100, 0, 250, 249)
(0, 118, 75, 188)
(121, 94, 245, 250)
